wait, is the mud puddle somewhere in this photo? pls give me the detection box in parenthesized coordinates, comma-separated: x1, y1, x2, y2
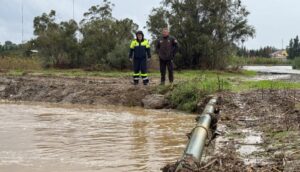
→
(0, 102, 195, 172)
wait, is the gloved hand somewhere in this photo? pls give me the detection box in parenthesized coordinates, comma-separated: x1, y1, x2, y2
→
(147, 58, 151, 62)
(129, 58, 133, 62)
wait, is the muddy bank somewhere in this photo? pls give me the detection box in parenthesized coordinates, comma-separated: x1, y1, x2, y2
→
(161, 89, 300, 171)
(0, 76, 160, 107)
(207, 90, 300, 171)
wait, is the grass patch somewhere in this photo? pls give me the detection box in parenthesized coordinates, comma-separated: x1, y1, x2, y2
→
(0, 56, 42, 70)
(3, 68, 255, 80)
(234, 80, 300, 91)
(240, 70, 257, 77)
(175, 70, 254, 79)
(37, 68, 134, 78)
(167, 76, 231, 112)
(2, 68, 135, 78)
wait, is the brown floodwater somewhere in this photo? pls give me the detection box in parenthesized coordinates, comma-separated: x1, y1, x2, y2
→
(0, 102, 195, 172)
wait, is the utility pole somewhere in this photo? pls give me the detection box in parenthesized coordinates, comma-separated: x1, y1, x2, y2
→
(21, 0, 24, 43)
(73, 0, 75, 20)
(241, 38, 245, 57)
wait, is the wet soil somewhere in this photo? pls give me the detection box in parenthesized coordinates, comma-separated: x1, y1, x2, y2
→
(202, 90, 300, 171)
(0, 75, 157, 107)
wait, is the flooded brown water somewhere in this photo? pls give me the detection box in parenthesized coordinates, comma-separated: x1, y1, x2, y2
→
(0, 102, 195, 172)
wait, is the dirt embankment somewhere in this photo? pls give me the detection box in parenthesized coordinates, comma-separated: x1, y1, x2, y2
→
(161, 89, 300, 171)
(0, 75, 157, 106)
(208, 90, 300, 171)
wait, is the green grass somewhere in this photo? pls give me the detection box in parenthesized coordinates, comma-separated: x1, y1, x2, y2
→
(2, 68, 256, 79)
(159, 70, 299, 112)
(165, 76, 232, 112)
(234, 80, 300, 92)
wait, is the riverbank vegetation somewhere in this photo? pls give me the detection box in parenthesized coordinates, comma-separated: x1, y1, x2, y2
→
(164, 73, 299, 112)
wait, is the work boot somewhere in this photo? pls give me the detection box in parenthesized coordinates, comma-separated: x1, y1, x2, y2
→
(143, 79, 149, 85)
(133, 80, 139, 85)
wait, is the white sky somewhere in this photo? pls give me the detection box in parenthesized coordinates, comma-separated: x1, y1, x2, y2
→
(0, 0, 299, 49)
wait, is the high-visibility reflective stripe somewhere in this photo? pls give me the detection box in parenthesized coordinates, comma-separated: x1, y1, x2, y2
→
(133, 73, 140, 77)
(142, 77, 149, 80)
(141, 40, 150, 48)
(134, 78, 139, 80)
(140, 73, 148, 77)
(130, 39, 150, 48)
(130, 40, 138, 49)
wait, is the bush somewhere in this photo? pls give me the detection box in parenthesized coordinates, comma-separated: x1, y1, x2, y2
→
(106, 41, 131, 70)
(292, 57, 300, 69)
(168, 77, 230, 112)
(0, 56, 42, 70)
(228, 55, 246, 70)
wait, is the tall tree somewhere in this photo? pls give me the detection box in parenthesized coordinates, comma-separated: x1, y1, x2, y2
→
(80, 0, 138, 67)
(33, 10, 80, 67)
(147, 0, 255, 69)
(287, 36, 300, 59)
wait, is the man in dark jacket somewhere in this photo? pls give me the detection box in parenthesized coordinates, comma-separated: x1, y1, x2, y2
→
(156, 28, 178, 85)
(129, 31, 151, 85)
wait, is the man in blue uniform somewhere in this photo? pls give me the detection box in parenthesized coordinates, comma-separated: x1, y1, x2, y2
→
(129, 31, 151, 85)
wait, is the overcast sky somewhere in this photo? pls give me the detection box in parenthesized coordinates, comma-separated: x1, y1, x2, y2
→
(0, 0, 299, 49)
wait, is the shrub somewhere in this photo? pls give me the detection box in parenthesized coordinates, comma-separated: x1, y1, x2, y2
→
(228, 55, 246, 70)
(168, 77, 230, 112)
(106, 41, 131, 70)
(292, 57, 300, 69)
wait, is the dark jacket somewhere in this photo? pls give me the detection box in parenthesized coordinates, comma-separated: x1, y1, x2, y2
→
(156, 36, 178, 60)
(129, 39, 151, 59)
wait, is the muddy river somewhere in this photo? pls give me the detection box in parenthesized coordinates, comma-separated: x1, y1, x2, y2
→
(0, 102, 195, 172)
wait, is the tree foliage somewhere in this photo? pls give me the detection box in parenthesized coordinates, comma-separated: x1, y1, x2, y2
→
(80, 1, 138, 67)
(33, 10, 80, 68)
(237, 46, 278, 58)
(147, 0, 255, 69)
(32, 0, 138, 69)
(287, 35, 300, 59)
